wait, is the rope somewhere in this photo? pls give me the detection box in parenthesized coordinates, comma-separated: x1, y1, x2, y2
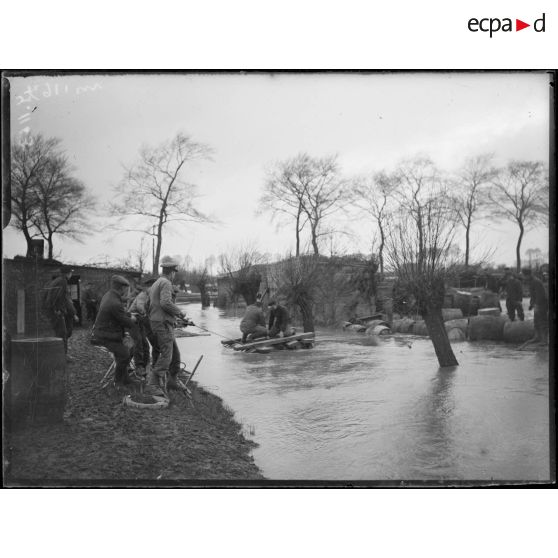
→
(189, 323, 232, 340)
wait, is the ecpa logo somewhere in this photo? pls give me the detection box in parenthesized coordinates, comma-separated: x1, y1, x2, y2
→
(468, 12, 546, 37)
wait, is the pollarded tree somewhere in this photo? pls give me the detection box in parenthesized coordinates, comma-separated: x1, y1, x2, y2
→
(386, 157, 460, 368)
(454, 154, 498, 268)
(218, 244, 268, 305)
(488, 161, 548, 272)
(111, 132, 213, 274)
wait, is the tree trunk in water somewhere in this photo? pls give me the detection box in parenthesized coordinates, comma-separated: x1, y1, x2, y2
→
(423, 307, 459, 367)
(297, 297, 315, 332)
(516, 224, 524, 272)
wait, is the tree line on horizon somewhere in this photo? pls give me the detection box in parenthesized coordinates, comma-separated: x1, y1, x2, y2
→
(10, 131, 549, 275)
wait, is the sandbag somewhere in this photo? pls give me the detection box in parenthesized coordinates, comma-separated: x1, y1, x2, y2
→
(444, 319, 468, 334)
(441, 308, 463, 321)
(411, 320, 429, 336)
(468, 315, 507, 341)
(478, 307, 501, 317)
(503, 320, 535, 343)
(392, 318, 415, 333)
(447, 328, 466, 342)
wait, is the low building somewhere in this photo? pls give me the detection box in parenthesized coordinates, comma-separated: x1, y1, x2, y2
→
(3, 256, 141, 337)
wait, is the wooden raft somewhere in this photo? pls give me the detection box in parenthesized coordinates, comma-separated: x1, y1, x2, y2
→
(222, 332, 315, 353)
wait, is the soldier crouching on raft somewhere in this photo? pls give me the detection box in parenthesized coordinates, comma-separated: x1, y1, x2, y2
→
(145, 256, 192, 396)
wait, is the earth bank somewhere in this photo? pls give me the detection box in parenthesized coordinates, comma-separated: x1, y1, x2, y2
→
(4, 328, 264, 485)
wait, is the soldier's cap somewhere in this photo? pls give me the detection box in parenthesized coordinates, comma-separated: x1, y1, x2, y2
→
(111, 275, 130, 287)
(59, 265, 73, 274)
(160, 255, 180, 269)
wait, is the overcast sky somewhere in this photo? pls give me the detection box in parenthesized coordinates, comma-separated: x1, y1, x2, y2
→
(4, 72, 550, 270)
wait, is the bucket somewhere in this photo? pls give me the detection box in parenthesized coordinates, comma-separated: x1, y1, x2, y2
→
(468, 315, 507, 341)
(9, 337, 67, 424)
(503, 320, 535, 343)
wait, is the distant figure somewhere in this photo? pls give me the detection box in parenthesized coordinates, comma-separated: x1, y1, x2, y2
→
(82, 283, 99, 322)
(267, 300, 291, 338)
(502, 269, 524, 322)
(91, 275, 138, 385)
(521, 268, 548, 346)
(240, 300, 268, 343)
(43, 265, 78, 356)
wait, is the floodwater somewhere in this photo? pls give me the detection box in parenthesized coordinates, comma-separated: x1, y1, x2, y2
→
(176, 304, 551, 482)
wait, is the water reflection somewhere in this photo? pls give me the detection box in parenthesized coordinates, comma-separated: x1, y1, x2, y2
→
(177, 304, 550, 481)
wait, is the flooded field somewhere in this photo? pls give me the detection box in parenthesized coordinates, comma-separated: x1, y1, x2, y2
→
(177, 304, 550, 482)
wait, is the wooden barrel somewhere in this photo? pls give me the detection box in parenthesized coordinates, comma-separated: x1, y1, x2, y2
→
(444, 318, 468, 334)
(392, 318, 415, 333)
(411, 321, 429, 336)
(503, 320, 535, 343)
(441, 308, 464, 321)
(478, 307, 501, 317)
(447, 328, 466, 342)
(468, 316, 507, 341)
(9, 337, 67, 424)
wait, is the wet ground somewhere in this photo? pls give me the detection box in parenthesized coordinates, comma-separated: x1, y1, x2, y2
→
(178, 304, 551, 482)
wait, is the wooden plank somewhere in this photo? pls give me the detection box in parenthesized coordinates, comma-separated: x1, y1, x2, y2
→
(233, 332, 315, 351)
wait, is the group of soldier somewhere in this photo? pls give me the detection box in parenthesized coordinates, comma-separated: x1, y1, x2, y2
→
(43, 256, 191, 397)
(500, 267, 548, 346)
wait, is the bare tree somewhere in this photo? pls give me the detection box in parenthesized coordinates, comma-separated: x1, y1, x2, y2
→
(259, 154, 311, 256)
(352, 171, 398, 275)
(488, 161, 548, 272)
(10, 134, 59, 255)
(454, 154, 498, 268)
(11, 133, 95, 259)
(111, 132, 213, 274)
(300, 154, 348, 255)
(386, 157, 460, 368)
(31, 152, 95, 259)
(260, 153, 347, 256)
